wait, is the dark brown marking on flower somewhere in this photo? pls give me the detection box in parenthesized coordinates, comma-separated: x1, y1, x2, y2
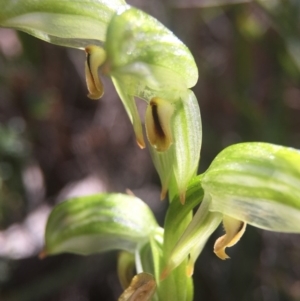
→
(86, 51, 96, 87)
(85, 46, 93, 71)
(150, 100, 165, 139)
(86, 51, 91, 70)
(85, 47, 96, 86)
(236, 221, 245, 233)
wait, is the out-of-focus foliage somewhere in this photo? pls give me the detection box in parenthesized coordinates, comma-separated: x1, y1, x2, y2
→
(0, 0, 300, 300)
(0, 124, 29, 227)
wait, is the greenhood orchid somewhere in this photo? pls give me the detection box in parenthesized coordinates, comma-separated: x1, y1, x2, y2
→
(84, 6, 201, 203)
(2, 1, 300, 301)
(0, 2, 201, 203)
(164, 142, 300, 277)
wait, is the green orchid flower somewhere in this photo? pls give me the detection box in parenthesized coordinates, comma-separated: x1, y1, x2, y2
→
(82, 6, 202, 202)
(164, 142, 300, 277)
(42, 193, 163, 300)
(0, 2, 202, 203)
(77, 5, 202, 198)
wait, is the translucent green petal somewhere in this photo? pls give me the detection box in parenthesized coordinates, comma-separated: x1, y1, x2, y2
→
(0, 0, 126, 48)
(111, 76, 145, 148)
(202, 142, 300, 232)
(106, 6, 198, 90)
(172, 90, 202, 203)
(149, 145, 175, 200)
(43, 193, 158, 256)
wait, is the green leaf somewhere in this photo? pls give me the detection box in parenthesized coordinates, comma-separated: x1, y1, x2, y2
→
(106, 6, 198, 92)
(43, 193, 159, 256)
(0, 0, 126, 48)
(202, 142, 300, 232)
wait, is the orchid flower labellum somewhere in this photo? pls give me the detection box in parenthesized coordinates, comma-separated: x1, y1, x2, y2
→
(214, 216, 246, 260)
(85, 45, 107, 99)
(118, 273, 156, 301)
(145, 97, 175, 152)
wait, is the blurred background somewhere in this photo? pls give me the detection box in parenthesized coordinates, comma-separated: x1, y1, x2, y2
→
(0, 0, 300, 300)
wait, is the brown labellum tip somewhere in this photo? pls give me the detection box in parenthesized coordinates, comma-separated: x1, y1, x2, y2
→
(214, 216, 246, 260)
